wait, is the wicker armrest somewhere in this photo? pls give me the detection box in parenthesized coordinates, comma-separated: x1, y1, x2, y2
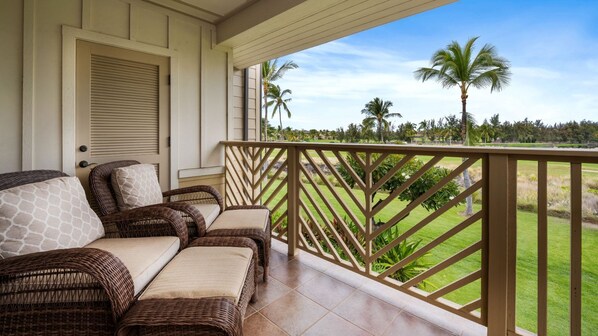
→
(162, 185, 224, 212)
(100, 205, 189, 248)
(0, 248, 135, 326)
(161, 202, 208, 237)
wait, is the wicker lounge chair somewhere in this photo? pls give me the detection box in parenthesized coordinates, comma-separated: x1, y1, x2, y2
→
(89, 160, 272, 281)
(0, 170, 187, 334)
(0, 170, 257, 335)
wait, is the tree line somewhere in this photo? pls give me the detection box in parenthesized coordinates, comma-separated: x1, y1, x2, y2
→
(269, 115, 598, 145)
(328, 114, 598, 145)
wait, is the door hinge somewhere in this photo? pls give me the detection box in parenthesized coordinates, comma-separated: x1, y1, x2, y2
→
(167, 136, 171, 147)
(167, 74, 171, 85)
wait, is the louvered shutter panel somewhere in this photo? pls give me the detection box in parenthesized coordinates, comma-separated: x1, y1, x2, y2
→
(90, 54, 159, 157)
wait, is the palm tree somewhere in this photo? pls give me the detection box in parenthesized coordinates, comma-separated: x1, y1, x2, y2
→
(266, 85, 292, 140)
(361, 97, 402, 142)
(261, 59, 298, 141)
(415, 37, 511, 215)
(418, 120, 429, 142)
(414, 36, 511, 140)
(479, 120, 493, 143)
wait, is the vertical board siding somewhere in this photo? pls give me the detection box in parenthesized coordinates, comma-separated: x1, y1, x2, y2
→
(232, 65, 260, 142)
(11, 0, 224, 178)
(0, 0, 24, 172)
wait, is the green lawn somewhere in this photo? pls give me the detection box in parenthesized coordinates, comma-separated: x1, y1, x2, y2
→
(263, 179, 598, 335)
(269, 149, 598, 178)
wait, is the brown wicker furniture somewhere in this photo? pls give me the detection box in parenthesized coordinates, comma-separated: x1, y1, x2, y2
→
(0, 170, 258, 335)
(0, 170, 189, 335)
(89, 160, 272, 281)
(117, 237, 257, 336)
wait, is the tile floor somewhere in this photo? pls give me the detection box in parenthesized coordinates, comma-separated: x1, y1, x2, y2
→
(243, 240, 487, 336)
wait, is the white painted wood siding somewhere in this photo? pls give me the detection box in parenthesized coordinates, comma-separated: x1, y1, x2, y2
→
(0, 0, 232, 186)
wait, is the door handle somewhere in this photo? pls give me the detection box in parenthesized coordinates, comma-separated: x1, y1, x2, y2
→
(79, 161, 97, 168)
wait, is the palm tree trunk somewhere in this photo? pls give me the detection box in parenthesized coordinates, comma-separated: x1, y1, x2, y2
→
(461, 94, 473, 216)
(279, 108, 283, 140)
(462, 160, 474, 215)
(461, 94, 468, 141)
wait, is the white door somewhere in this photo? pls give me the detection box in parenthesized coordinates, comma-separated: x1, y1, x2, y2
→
(75, 40, 170, 192)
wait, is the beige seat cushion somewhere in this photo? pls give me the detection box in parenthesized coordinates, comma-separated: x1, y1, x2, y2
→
(207, 209, 269, 232)
(0, 176, 105, 259)
(111, 164, 163, 211)
(139, 246, 252, 304)
(85, 236, 179, 295)
(190, 204, 220, 228)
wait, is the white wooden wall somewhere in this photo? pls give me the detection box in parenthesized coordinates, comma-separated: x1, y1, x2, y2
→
(0, 0, 257, 186)
(232, 65, 261, 141)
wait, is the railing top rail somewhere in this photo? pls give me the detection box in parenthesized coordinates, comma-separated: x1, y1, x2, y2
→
(222, 141, 598, 162)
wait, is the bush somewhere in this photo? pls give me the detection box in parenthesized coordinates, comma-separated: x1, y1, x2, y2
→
(338, 153, 462, 212)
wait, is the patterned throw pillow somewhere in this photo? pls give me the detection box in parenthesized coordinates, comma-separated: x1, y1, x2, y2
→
(111, 164, 163, 211)
(0, 176, 105, 259)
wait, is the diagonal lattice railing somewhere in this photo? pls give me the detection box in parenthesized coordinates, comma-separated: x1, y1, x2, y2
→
(226, 142, 486, 323)
(223, 141, 598, 335)
(225, 144, 289, 240)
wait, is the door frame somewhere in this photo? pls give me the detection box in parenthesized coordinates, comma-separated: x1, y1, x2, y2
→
(62, 26, 180, 188)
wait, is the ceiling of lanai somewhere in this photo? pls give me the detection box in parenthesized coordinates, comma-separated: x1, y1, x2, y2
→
(145, 0, 456, 68)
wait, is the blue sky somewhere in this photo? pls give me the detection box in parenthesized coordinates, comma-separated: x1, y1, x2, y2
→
(276, 0, 598, 130)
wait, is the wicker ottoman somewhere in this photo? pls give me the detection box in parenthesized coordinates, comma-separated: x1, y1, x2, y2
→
(205, 207, 271, 282)
(117, 239, 257, 336)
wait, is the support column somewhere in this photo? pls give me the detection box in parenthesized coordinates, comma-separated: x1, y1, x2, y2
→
(486, 154, 515, 335)
(287, 145, 298, 256)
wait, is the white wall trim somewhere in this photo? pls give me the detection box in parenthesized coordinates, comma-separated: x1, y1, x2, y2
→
(22, 0, 36, 170)
(81, 0, 91, 30)
(226, 47, 234, 142)
(61, 26, 179, 188)
(199, 26, 206, 167)
(178, 166, 224, 179)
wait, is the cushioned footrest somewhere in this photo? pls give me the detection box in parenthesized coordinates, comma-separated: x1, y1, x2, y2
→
(207, 208, 270, 232)
(139, 247, 252, 304)
(117, 245, 255, 336)
(117, 298, 242, 336)
(204, 207, 272, 282)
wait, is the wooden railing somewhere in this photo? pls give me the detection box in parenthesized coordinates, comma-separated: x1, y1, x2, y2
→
(222, 141, 598, 336)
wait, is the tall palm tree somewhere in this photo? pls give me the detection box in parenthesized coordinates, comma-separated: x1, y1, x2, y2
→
(361, 97, 402, 142)
(414, 36, 510, 141)
(418, 120, 429, 142)
(266, 85, 292, 140)
(479, 121, 493, 143)
(261, 59, 298, 141)
(415, 37, 510, 215)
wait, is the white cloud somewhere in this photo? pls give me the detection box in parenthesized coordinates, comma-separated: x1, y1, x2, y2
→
(270, 16, 598, 130)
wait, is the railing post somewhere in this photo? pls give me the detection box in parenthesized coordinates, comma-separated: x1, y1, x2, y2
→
(486, 154, 516, 336)
(287, 145, 298, 256)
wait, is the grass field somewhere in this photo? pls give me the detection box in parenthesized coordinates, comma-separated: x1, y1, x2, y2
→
(263, 178, 598, 335)
(267, 148, 598, 221)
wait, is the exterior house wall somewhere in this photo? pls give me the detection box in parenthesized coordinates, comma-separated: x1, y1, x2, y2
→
(232, 65, 261, 141)
(0, 0, 265, 190)
(0, 0, 23, 173)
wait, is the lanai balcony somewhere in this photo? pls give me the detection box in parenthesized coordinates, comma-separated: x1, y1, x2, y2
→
(2, 0, 596, 335)
(224, 141, 598, 336)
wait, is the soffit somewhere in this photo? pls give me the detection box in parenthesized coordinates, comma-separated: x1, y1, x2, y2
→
(144, 0, 259, 23)
(144, 0, 455, 68)
(217, 0, 456, 68)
